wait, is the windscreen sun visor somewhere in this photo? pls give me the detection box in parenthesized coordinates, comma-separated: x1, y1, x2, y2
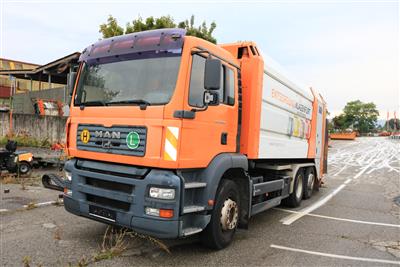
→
(79, 28, 186, 64)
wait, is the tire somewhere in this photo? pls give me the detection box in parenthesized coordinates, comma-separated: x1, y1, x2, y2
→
(18, 161, 31, 176)
(201, 179, 240, 250)
(283, 169, 304, 208)
(303, 167, 315, 199)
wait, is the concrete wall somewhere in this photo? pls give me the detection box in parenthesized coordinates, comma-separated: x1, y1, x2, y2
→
(0, 113, 67, 143)
(12, 87, 69, 115)
(0, 112, 10, 136)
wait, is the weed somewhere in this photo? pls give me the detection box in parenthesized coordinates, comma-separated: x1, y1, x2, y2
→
(1, 175, 17, 184)
(69, 226, 170, 266)
(22, 256, 31, 267)
(126, 230, 170, 254)
(0, 134, 51, 148)
(76, 256, 89, 267)
(94, 226, 129, 261)
(25, 202, 37, 210)
(53, 226, 62, 240)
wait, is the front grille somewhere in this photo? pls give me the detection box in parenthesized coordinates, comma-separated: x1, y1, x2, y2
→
(87, 194, 130, 211)
(86, 177, 134, 194)
(77, 124, 146, 157)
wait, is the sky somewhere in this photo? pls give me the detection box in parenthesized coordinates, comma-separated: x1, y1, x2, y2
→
(1, 0, 399, 119)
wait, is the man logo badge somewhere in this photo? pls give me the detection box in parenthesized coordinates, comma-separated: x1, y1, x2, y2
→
(94, 130, 121, 148)
(80, 129, 90, 144)
(126, 131, 140, 149)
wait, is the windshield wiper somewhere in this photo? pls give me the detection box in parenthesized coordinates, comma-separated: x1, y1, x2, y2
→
(106, 99, 151, 110)
(79, 100, 106, 110)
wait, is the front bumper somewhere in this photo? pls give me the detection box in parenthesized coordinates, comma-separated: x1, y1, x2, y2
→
(64, 159, 183, 239)
(64, 196, 180, 238)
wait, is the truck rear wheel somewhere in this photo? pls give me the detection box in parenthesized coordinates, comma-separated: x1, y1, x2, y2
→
(283, 169, 304, 208)
(303, 167, 315, 199)
(200, 179, 240, 250)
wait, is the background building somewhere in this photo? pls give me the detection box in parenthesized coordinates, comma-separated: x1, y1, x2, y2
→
(0, 53, 80, 114)
(0, 58, 39, 110)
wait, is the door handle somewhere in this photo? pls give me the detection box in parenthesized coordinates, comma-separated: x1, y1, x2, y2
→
(221, 132, 228, 145)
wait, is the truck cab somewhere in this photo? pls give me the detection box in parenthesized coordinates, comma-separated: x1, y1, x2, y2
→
(64, 28, 242, 241)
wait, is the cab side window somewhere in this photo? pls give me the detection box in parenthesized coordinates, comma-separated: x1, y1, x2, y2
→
(225, 67, 235, 105)
(189, 55, 235, 107)
(189, 55, 206, 107)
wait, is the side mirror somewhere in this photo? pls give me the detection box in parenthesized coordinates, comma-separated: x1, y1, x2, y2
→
(204, 58, 221, 90)
(204, 91, 219, 106)
(67, 72, 77, 96)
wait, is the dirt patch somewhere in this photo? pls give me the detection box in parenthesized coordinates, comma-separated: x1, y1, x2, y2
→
(2, 196, 34, 206)
(371, 240, 400, 258)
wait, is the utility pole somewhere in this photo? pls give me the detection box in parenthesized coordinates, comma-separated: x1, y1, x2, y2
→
(386, 111, 389, 132)
(8, 75, 16, 135)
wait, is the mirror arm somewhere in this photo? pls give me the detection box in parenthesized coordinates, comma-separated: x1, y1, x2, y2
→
(190, 105, 209, 113)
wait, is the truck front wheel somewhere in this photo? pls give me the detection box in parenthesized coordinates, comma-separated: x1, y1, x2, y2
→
(201, 179, 240, 250)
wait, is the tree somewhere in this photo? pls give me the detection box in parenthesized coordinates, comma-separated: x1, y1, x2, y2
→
(99, 16, 124, 38)
(99, 15, 217, 44)
(178, 15, 217, 44)
(332, 100, 379, 133)
(332, 114, 350, 131)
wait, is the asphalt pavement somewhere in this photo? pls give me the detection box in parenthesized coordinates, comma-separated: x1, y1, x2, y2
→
(1, 137, 399, 266)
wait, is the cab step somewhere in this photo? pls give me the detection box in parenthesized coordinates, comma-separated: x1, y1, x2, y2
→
(182, 227, 203, 237)
(183, 205, 206, 214)
(184, 182, 207, 189)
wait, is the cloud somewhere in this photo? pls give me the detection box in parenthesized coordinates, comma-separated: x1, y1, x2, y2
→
(283, 21, 399, 119)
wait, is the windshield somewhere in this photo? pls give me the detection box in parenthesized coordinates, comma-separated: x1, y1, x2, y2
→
(74, 54, 181, 106)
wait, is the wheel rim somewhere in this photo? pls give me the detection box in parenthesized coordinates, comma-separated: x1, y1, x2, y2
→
(220, 198, 239, 231)
(296, 176, 303, 199)
(20, 164, 28, 173)
(308, 173, 315, 190)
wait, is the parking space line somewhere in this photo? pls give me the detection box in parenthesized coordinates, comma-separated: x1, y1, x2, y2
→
(22, 200, 61, 208)
(343, 178, 352, 184)
(270, 244, 400, 265)
(280, 183, 347, 225)
(280, 159, 377, 225)
(275, 208, 400, 228)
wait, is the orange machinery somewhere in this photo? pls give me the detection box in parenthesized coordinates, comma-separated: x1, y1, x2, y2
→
(330, 132, 357, 140)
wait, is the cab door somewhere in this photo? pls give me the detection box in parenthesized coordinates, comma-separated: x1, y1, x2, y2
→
(179, 54, 238, 168)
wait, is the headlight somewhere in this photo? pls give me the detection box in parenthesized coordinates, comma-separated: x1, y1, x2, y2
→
(149, 187, 175, 200)
(65, 171, 72, 181)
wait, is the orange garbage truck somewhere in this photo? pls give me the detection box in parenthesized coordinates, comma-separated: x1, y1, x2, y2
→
(60, 28, 328, 249)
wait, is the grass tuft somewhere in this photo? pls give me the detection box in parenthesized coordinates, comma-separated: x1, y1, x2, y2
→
(25, 202, 37, 210)
(22, 256, 31, 267)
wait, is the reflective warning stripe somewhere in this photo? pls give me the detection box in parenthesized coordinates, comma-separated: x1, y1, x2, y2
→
(164, 127, 179, 161)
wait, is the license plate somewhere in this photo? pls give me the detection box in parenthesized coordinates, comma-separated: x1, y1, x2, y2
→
(89, 205, 116, 222)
